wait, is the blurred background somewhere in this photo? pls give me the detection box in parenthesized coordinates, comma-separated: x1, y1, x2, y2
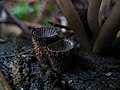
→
(0, 0, 62, 43)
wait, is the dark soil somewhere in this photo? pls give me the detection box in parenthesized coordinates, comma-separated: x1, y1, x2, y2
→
(0, 36, 120, 90)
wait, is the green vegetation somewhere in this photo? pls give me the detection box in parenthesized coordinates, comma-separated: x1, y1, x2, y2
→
(11, 3, 41, 20)
(10, 2, 54, 25)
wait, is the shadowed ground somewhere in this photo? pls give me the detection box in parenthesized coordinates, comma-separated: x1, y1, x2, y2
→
(0, 36, 120, 90)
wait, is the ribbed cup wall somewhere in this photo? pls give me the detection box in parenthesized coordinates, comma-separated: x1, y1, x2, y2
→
(32, 27, 59, 64)
(47, 39, 74, 73)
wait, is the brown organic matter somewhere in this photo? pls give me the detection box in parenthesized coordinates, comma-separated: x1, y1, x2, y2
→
(87, 0, 101, 43)
(93, 0, 120, 54)
(0, 71, 12, 90)
(54, 0, 91, 51)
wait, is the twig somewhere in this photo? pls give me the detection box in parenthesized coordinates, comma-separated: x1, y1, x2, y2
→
(0, 61, 9, 72)
(0, 49, 33, 58)
(0, 70, 12, 90)
(0, 1, 30, 37)
(48, 21, 71, 30)
(51, 78, 60, 89)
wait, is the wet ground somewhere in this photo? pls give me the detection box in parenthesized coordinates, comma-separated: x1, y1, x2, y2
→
(0, 36, 120, 90)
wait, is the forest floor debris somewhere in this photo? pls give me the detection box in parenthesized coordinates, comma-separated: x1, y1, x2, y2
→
(0, 36, 120, 90)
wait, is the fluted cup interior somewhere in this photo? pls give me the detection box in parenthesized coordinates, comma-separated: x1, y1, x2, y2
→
(32, 27, 58, 38)
(47, 39, 74, 53)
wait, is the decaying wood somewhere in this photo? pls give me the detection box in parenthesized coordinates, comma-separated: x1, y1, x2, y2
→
(92, 0, 120, 54)
(87, 0, 101, 44)
(0, 71, 12, 90)
(54, 0, 91, 51)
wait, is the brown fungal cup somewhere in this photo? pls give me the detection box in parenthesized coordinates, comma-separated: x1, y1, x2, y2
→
(32, 27, 59, 64)
(47, 39, 74, 73)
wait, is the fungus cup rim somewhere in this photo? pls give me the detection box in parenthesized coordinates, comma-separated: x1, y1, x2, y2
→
(32, 27, 58, 39)
(47, 39, 74, 53)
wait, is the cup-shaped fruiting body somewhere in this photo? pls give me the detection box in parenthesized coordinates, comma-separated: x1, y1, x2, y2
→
(47, 39, 74, 73)
(32, 27, 59, 64)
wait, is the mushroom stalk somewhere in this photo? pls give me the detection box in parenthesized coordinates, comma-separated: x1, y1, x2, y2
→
(92, 0, 120, 54)
(99, 0, 110, 27)
(87, 0, 101, 44)
(54, 0, 91, 51)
